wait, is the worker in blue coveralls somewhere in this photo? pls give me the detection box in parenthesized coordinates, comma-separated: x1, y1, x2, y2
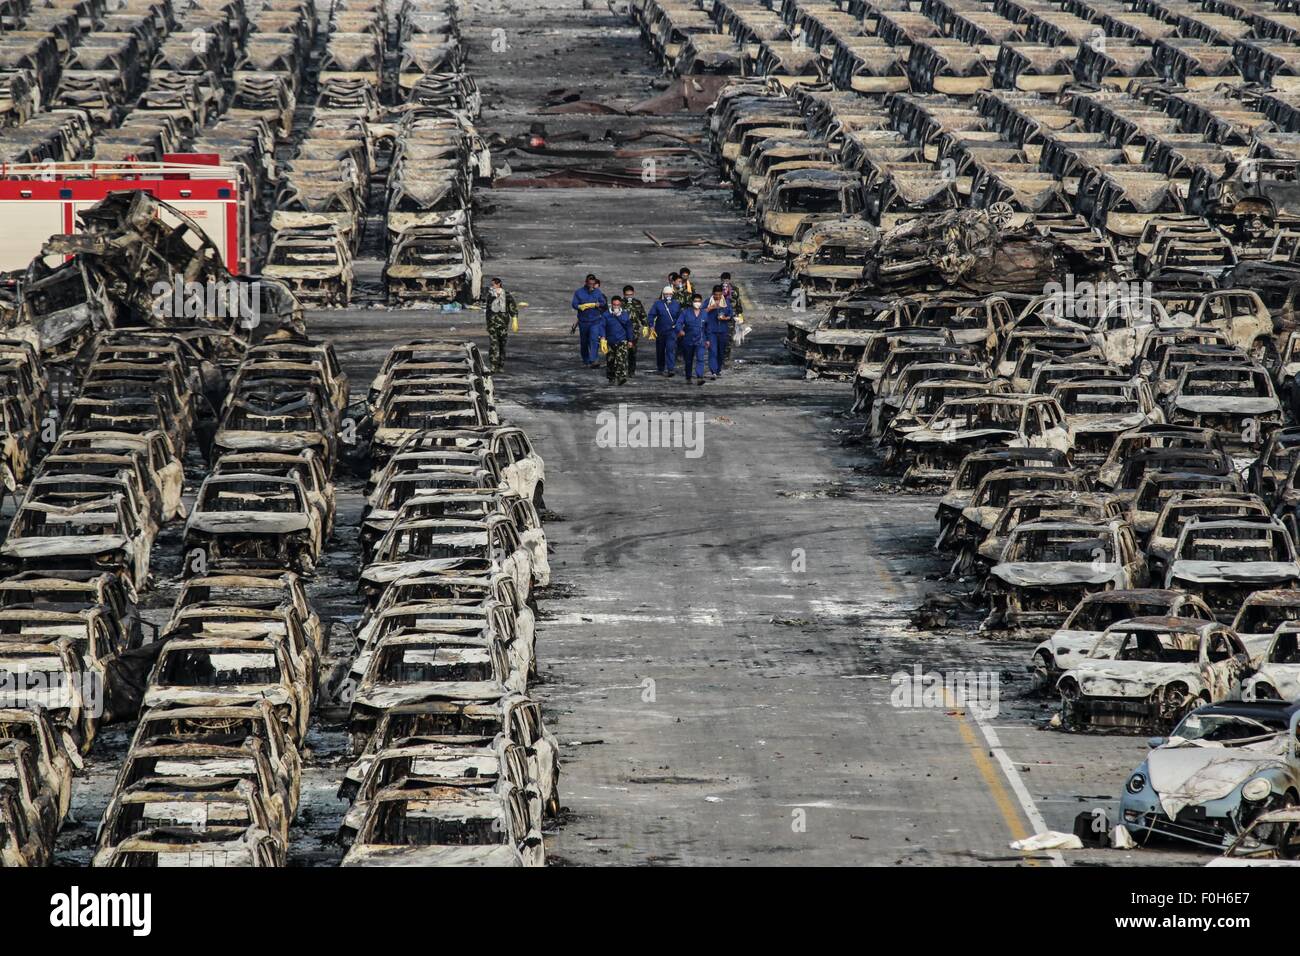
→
(599, 296, 632, 386)
(649, 285, 680, 376)
(676, 292, 708, 386)
(703, 285, 734, 379)
(570, 274, 607, 367)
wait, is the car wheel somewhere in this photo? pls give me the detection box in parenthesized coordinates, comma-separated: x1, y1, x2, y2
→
(1058, 680, 1080, 730)
(1031, 652, 1053, 694)
(1162, 689, 1203, 732)
(1249, 792, 1300, 858)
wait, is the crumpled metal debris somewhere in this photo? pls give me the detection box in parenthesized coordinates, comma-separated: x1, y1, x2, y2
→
(11, 191, 303, 358)
(866, 209, 1114, 295)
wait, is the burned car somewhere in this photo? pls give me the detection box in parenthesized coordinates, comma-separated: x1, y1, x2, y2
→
(384, 224, 481, 306)
(1030, 589, 1216, 690)
(758, 168, 865, 256)
(182, 473, 321, 575)
(1243, 624, 1300, 702)
(1058, 617, 1254, 733)
(1052, 378, 1163, 465)
(1165, 518, 1300, 621)
(361, 513, 532, 608)
(262, 226, 354, 307)
(346, 693, 559, 816)
(1121, 701, 1300, 851)
(984, 519, 1148, 631)
(1164, 363, 1283, 454)
(341, 785, 542, 867)
(142, 637, 310, 744)
(92, 824, 286, 868)
(339, 740, 540, 845)
(0, 482, 152, 590)
(900, 394, 1073, 486)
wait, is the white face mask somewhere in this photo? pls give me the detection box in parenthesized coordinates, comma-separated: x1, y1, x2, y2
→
(491, 287, 503, 297)
(612, 308, 623, 316)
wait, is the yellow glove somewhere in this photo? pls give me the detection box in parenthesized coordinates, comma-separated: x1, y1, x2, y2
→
(510, 314, 519, 332)
(648, 328, 657, 340)
(599, 338, 609, 355)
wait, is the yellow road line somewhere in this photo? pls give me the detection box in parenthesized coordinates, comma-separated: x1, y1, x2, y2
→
(945, 690, 1040, 867)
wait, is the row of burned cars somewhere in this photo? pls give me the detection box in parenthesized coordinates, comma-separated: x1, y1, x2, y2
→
(690, 0, 1300, 307)
(637, 0, 1300, 100)
(259, 0, 487, 308)
(0, 329, 201, 866)
(685, 0, 1300, 854)
(0, 0, 308, 170)
(82, 332, 345, 867)
(336, 341, 554, 867)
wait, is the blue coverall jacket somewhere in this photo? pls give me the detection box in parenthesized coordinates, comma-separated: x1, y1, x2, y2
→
(599, 309, 632, 345)
(572, 286, 607, 322)
(573, 286, 607, 364)
(676, 306, 706, 344)
(704, 302, 734, 335)
(649, 297, 680, 335)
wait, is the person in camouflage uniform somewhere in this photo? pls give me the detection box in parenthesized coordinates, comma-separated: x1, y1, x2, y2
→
(621, 285, 647, 376)
(719, 271, 744, 366)
(483, 277, 517, 372)
(671, 271, 690, 307)
(598, 296, 632, 385)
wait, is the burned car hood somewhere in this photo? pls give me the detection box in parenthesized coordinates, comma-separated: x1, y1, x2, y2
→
(386, 263, 469, 279)
(1170, 397, 1279, 415)
(354, 679, 508, 710)
(991, 562, 1123, 587)
(1168, 561, 1300, 584)
(186, 513, 311, 534)
(215, 430, 326, 452)
(807, 329, 874, 346)
(142, 684, 293, 710)
(362, 557, 488, 584)
(1072, 413, 1149, 433)
(1069, 659, 1201, 697)
(343, 844, 520, 867)
(1, 535, 128, 558)
(1147, 737, 1288, 818)
(906, 426, 1018, 446)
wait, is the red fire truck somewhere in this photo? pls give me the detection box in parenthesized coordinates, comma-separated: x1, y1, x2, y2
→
(0, 153, 250, 273)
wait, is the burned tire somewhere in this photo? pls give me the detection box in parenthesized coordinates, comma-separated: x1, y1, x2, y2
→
(1247, 792, 1300, 858)
(1058, 680, 1081, 731)
(1031, 652, 1053, 695)
(1159, 686, 1203, 733)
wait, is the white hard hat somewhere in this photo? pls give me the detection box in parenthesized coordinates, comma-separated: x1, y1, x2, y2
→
(662, 285, 674, 295)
